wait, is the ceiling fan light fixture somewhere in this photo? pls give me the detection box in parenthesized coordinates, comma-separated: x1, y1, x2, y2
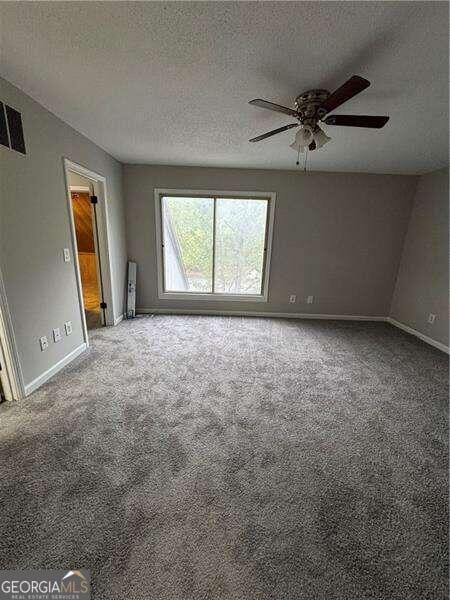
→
(249, 75, 389, 156)
(289, 125, 314, 152)
(313, 125, 331, 149)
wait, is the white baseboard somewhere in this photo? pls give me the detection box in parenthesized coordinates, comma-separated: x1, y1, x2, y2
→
(19, 316, 447, 397)
(137, 307, 386, 321)
(138, 309, 448, 353)
(387, 318, 449, 354)
(24, 343, 87, 395)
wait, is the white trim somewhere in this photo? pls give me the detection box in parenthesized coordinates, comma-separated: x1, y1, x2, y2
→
(63, 158, 116, 339)
(63, 161, 90, 345)
(157, 291, 268, 303)
(15, 315, 447, 397)
(0, 340, 13, 401)
(154, 188, 276, 303)
(96, 178, 116, 327)
(136, 309, 448, 353)
(387, 317, 449, 354)
(69, 185, 90, 193)
(65, 161, 104, 183)
(114, 314, 124, 326)
(0, 266, 25, 399)
(155, 188, 276, 199)
(24, 343, 87, 395)
(138, 308, 385, 321)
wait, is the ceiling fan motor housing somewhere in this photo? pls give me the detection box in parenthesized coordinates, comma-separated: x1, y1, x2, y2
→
(295, 89, 330, 127)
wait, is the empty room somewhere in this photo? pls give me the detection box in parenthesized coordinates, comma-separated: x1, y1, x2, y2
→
(0, 2, 448, 599)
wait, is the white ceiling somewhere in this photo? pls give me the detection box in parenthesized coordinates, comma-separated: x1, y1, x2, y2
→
(1, 2, 448, 173)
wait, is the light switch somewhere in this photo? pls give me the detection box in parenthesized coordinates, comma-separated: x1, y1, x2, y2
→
(39, 336, 48, 351)
(63, 248, 70, 262)
(53, 328, 61, 342)
(64, 321, 73, 335)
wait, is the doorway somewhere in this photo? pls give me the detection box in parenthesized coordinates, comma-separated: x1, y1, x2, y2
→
(64, 159, 115, 344)
(0, 269, 25, 401)
(69, 174, 104, 329)
(0, 337, 11, 402)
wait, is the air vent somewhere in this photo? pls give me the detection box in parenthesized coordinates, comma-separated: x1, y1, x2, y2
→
(5, 105, 26, 154)
(0, 103, 8, 149)
(0, 101, 26, 154)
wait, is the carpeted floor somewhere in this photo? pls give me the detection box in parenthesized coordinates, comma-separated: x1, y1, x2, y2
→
(0, 315, 448, 599)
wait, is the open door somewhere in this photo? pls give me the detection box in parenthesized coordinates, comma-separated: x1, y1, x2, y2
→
(0, 343, 10, 402)
(64, 159, 115, 342)
(70, 184, 105, 329)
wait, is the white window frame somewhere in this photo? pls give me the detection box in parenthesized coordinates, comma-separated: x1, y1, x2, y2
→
(154, 188, 276, 302)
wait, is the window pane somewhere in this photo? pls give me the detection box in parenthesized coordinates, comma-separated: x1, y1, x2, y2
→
(162, 196, 213, 292)
(214, 198, 268, 295)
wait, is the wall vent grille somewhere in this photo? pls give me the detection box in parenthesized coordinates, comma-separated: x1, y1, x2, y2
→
(0, 101, 26, 154)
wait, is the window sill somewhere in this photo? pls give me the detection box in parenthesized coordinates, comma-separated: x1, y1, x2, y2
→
(158, 292, 268, 303)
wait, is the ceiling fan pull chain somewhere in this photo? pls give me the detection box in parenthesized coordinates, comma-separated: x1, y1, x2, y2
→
(296, 146, 301, 166)
(304, 147, 309, 172)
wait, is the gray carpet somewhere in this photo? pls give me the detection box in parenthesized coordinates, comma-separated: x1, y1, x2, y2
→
(0, 315, 448, 599)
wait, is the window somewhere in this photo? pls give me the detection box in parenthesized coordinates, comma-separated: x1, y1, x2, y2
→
(156, 190, 275, 301)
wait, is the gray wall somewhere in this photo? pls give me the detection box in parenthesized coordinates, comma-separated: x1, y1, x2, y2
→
(124, 165, 417, 317)
(0, 78, 127, 387)
(390, 168, 449, 346)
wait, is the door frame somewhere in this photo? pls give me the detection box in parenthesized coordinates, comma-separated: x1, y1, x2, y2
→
(0, 265, 25, 400)
(63, 158, 115, 346)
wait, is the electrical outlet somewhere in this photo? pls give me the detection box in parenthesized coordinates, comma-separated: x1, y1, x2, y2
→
(63, 248, 71, 262)
(64, 321, 73, 335)
(53, 327, 61, 342)
(289, 294, 296, 304)
(307, 295, 314, 304)
(39, 336, 48, 351)
(428, 313, 436, 324)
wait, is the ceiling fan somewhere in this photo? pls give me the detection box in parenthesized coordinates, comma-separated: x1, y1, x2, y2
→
(248, 75, 389, 153)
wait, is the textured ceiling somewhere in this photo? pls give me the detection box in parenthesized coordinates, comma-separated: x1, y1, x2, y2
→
(1, 2, 448, 173)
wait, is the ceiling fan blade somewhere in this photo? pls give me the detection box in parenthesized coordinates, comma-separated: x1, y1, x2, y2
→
(319, 76, 370, 114)
(249, 123, 298, 142)
(324, 115, 389, 128)
(249, 98, 298, 117)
